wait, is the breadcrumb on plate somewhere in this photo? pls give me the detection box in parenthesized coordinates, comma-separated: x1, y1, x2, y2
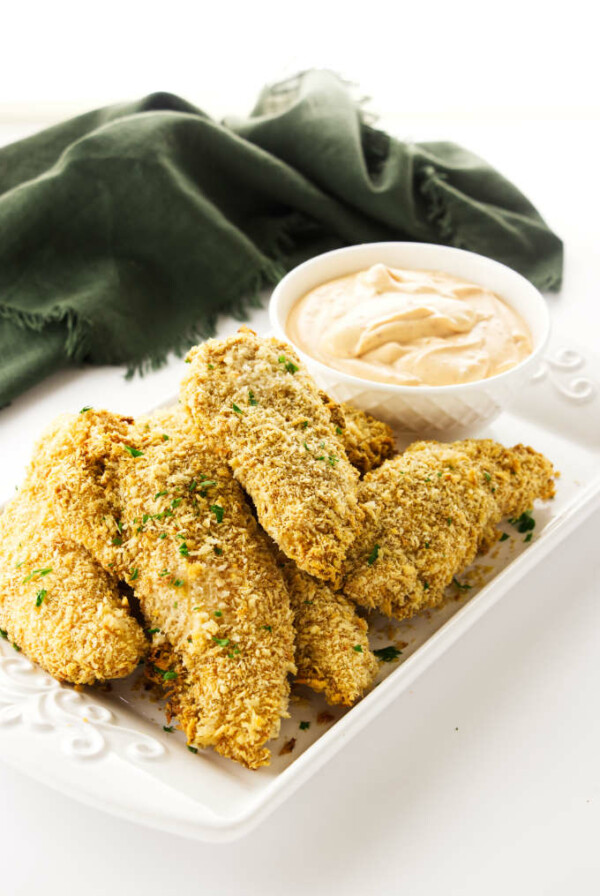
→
(0, 417, 147, 684)
(181, 329, 363, 585)
(342, 439, 556, 620)
(50, 406, 295, 769)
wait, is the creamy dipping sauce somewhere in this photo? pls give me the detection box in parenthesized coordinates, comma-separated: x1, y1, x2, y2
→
(286, 264, 533, 387)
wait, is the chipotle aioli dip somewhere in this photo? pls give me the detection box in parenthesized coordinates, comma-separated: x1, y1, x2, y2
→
(286, 264, 533, 387)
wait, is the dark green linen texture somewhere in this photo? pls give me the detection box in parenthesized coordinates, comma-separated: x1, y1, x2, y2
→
(0, 70, 562, 407)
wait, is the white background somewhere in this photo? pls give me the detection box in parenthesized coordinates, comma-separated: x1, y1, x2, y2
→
(1, 2, 599, 894)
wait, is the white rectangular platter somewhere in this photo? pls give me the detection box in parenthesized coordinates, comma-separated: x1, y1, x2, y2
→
(1, 341, 599, 842)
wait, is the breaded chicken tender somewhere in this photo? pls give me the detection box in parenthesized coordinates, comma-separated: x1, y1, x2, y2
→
(342, 439, 555, 620)
(181, 329, 363, 585)
(280, 559, 378, 706)
(0, 418, 147, 683)
(50, 406, 295, 769)
(337, 403, 396, 474)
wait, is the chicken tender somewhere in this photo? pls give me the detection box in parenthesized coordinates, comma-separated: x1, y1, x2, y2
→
(342, 439, 556, 620)
(181, 329, 363, 584)
(337, 403, 396, 474)
(50, 406, 295, 769)
(281, 559, 378, 706)
(0, 419, 147, 683)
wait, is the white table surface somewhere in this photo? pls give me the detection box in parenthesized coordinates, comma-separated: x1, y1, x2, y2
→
(1, 114, 599, 896)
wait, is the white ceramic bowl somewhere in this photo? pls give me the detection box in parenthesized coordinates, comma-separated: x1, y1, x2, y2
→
(269, 242, 550, 437)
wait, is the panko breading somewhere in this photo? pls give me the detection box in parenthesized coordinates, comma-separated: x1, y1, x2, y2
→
(342, 439, 556, 620)
(281, 559, 378, 706)
(337, 403, 396, 474)
(50, 406, 295, 769)
(181, 329, 363, 584)
(0, 418, 147, 684)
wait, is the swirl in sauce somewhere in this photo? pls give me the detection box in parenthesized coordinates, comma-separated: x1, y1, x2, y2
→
(286, 264, 533, 387)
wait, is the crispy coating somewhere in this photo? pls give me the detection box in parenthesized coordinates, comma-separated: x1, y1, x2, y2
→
(280, 559, 378, 706)
(337, 403, 396, 475)
(50, 406, 295, 769)
(342, 439, 556, 620)
(0, 418, 147, 684)
(181, 328, 363, 585)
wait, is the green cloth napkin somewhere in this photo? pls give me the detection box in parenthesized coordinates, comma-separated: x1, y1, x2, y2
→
(0, 70, 562, 408)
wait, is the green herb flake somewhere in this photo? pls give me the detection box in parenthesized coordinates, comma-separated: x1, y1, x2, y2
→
(154, 491, 167, 501)
(210, 504, 224, 523)
(303, 441, 310, 451)
(214, 610, 223, 618)
(179, 542, 189, 557)
(301, 420, 309, 429)
(213, 546, 223, 556)
(159, 569, 170, 577)
(299, 721, 310, 731)
(111, 536, 122, 546)
(335, 426, 343, 435)
(452, 577, 472, 591)
(447, 517, 453, 526)
(146, 627, 160, 636)
(213, 637, 230, 647)
(158, 532, 167, 540)
(163, 670, 178, 681)
(187, 745, 198, 753)
(13, 643, 21, 652)
(162, 434, 170, 441)
(173, 601, 178, 608)
(374, 645, 402, 663)
(499, 532, 510, 542)
(130, 568, 139, 581)
(232, 403, 243, 415)
(23, 567, 53, 583)
(207, 363, 215, 370)
(171, 498, 182, 509)
(423, 581, 430, 590)
(303, 600, 314, 606)
(80, 405, 92, 414)
(367, 544, 380, 566)
(327, 455, 338, 467)
(424, 542, 430, 549)
(0, 629, 7, 639)
(353, 644, 363, 653)
(163, 725, 174, 733)
(278, 354, 299, 375)
(248, 390, 258, 406)
(124, 445, 144, 458)
(510, 510, 536, 534)
(172, 580, 184, 588)
(524, 532, 533, 543)
(35, 589, 47, 608)
(484, 472, 492, 482)
(262, 625, 272, 632)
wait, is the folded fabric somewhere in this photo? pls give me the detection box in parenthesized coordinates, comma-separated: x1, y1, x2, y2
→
(0, 70, 563, 408)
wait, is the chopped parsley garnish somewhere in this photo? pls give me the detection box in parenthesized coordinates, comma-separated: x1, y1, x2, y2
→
(163, 725, 174, 733)
(154, 491, 167, 500)
(315, 455, 325, 461)
(301, 420, 309, 429)
(509, 510, 536, 534)
(172, 580, 184, 588)
(303, 441, 310, 451)
(35, 589, 47, 607)
(228, 647, 241, 658)
(162, 434, 170, 441)
(171, 498, 182, 509)
(173, 601, 178, 608)
(374, 645, 402, 663)
(214, 610, 222, 617)
(327, 455, 338, 467)
(142, 513, 151, 524)
(207, 363, 215, 369)
(299, 721, 310, 730)
(23, 567, 52, 583)
(278, 354, 299, 375)
(423, 582, 430, 590)
(115, 518, 123, 534)
(232, 403, 243, 415)
(210, 504, 224, 523)
(262, 625, 272, 632)
(213, 546, 223, 556)
(159, 532, 167, 539)
(248, 390, 258, 406)
(524, 532, 533, 543)
(159, 569, 170, 577)
(213, 637, 230, 647)
(367, 544, 380, 566)
(111, 536, 122, 546)
(80, 406, 92, 413)
(146, 628, 160, 636)
(484, 472, 492, 482)
(179, 542, 189, 557)
(452, 577, 472, 591)
(424, 542, 430, 549)
(198, 480, 217, 496)
(130, 568, 139, 581)
(124, 445, 144, 458)
(447, 517, 453, 525)
(499, 532, 509, 542)
(303, 600, 313, 606)
(353, 644, 363, 653)
(15, 561, 22, 568)
(13, 643, 20, 652)
(187, 745, 198, 753)
(335, 426, 343, 435)
(0, 629, 7, 639)
(163, 670, 178, 681)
